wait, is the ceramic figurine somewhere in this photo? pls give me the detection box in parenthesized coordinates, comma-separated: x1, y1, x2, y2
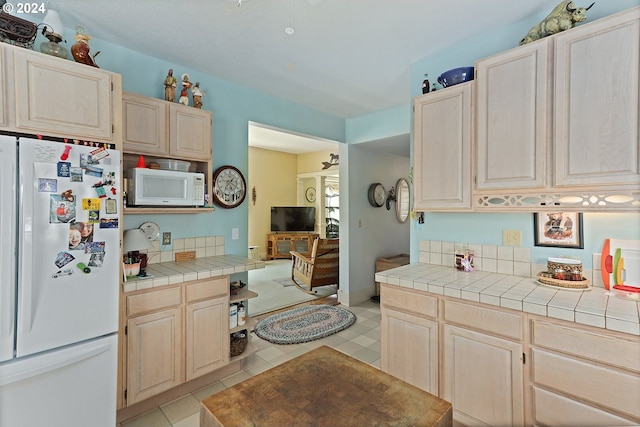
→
(191, 82, 204, 109)
(164, 69, 178, 102)
(179, 74, 192, 106)
(520, 1, 595, 45)
(71, 26, 100, 68)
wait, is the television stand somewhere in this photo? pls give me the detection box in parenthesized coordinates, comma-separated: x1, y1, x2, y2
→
(266, 232, 319, 260)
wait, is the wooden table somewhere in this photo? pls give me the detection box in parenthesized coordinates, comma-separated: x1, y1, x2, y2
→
(200, 345, 452, 427)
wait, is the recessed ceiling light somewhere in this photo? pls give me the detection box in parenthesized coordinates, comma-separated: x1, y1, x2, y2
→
(285, 27, 294, 35)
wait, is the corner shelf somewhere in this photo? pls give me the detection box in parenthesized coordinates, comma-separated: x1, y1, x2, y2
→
(229, 288, 259, 361)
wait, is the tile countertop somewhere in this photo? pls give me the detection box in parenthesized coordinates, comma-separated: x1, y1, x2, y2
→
(123, 255, 265, 293)
(375, 263, 640, 337)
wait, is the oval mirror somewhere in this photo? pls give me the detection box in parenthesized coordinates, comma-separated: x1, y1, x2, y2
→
(395, 178, 410, 223)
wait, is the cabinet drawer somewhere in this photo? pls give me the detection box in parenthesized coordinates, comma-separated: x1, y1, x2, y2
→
(532, 348, 640, 419)
(531, 319, 640, 374)
(531, 386, 638, 426)
(381, 284, 438, 319)
(443, 299, 523, 340)
(127, 286, 182, 317)
(186, 277, 229, 303)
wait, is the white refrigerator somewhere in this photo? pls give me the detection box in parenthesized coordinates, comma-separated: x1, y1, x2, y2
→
(0, 136, 121, 427)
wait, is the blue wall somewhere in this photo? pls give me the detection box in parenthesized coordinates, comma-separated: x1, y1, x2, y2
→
(66, 36, 346, 256)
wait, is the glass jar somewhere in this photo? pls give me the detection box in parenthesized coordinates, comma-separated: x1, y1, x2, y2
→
(553, 268, 566, 281)
(570, 269, 582, 281)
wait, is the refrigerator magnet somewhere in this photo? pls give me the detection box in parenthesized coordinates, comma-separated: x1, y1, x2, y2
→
(99, 218, 118, 229)
(38, 178, 57, 192)
(57, 162, 71, 177)
(54, 251, 75, 268)
(88, 252, 105, 268)
(70, 167, 83, 182)
(94, 185, 107, 198)
(85, 165, 103, 178)
(76, 262, 91, 274)
(60, 145, 72, 161)
(88, 210, 100, 223)
(90, 146, 109, 161)
(82, 198, 101, 211)
(105, 198, 117, 214)
(50, 194, 77, 224)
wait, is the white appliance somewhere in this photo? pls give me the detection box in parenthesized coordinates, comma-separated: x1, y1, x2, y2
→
(126, 168, 205, 207)
(0, 136, 120, 427)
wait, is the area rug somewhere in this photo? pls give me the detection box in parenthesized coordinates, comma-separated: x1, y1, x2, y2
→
(254, 305, 356, 345)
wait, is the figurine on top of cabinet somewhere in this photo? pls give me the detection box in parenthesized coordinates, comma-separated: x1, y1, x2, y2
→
(164, 69, 178, 102)
(519, 1, 595, 45)
(179, 74, 192, 106)
(191, 82, 204, 109)
(71, 26, 100, 68)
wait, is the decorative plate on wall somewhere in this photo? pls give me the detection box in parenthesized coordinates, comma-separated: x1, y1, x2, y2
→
(305, 187, 316, 203)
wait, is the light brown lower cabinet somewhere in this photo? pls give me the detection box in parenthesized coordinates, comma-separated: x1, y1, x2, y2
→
(124, 277, 229, 406)
(380, 283, 640, 427)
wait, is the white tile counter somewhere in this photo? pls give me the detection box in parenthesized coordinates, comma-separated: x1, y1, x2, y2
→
(375, 263, 640, 336)
(123, 255, 265, 293)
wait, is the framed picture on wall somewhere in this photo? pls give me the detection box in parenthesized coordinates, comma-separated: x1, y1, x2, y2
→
(533, 212, 584, 249)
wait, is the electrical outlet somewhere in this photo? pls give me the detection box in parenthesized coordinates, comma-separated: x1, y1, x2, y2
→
(162, 232, 171, 245)
(502, 230, 522, 246)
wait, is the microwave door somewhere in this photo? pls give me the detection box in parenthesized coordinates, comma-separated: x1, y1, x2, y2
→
(142, 175, 189, 205)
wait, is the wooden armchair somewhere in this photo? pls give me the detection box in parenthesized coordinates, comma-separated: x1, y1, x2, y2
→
(290, 238, 339, 295)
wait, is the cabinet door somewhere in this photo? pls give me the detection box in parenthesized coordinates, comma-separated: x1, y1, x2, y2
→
(554, 9, 640, 187)
(381, 307, 438, 394)
(14, 49, 113, 140)
(185, 296, 229, 381)
(442, 324, 524, 426)
(169, 104, 212, 160)
(126, 307, 183, 405)
(122, 92, 168, 155)
(413, 82, 472, 210)
(475, 40, 549, 190)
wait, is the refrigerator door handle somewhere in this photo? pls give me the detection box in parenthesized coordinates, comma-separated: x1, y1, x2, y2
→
(0, 337, 114, 387)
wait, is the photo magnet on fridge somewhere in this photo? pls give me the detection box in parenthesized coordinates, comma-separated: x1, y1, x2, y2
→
(50, 194, 76, 223)
(54, 251, 75, 268)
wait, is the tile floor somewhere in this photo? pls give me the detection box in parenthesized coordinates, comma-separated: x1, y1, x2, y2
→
(119, 300, 381, 427)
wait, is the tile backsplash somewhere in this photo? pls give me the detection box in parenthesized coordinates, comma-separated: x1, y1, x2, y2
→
(418, 240, 600, 287)
(145, 235, 225, 264)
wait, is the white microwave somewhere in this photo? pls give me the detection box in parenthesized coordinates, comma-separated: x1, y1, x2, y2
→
(126, 168, 205, 207)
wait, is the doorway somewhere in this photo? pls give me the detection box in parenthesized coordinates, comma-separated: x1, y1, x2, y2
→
(247, 122, 340, 315)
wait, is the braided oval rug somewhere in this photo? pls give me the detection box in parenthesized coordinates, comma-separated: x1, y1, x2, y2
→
(254, 305, 356, 345)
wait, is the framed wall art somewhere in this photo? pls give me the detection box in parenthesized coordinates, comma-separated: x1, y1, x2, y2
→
(533, 212, 584, 249)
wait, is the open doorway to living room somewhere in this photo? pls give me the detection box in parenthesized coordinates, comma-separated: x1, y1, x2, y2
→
(247, 122, 341, 316)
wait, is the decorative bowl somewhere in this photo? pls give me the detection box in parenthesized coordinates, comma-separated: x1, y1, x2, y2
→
(437, 67, 474, 88)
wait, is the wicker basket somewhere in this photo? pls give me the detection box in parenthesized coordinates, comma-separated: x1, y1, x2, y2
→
(537, 272, 589, 289)
(547, 258, 582, 274)
(230, 330, 248, 357)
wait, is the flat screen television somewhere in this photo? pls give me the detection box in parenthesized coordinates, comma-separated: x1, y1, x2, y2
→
(270, 206, 316, 232)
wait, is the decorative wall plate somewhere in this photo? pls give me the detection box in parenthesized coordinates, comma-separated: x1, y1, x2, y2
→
(305, 187, 316, 203)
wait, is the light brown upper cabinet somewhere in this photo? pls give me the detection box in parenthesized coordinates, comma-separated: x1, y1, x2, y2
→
(475, 7, 640, 194)
(413, 82, 473, 211)
(123, 92, 212, 161)
(12, 46, 120, 142)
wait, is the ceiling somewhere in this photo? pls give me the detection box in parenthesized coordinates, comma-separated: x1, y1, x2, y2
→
(42, 0, 559, 154)
(49, 0, 561, 120)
